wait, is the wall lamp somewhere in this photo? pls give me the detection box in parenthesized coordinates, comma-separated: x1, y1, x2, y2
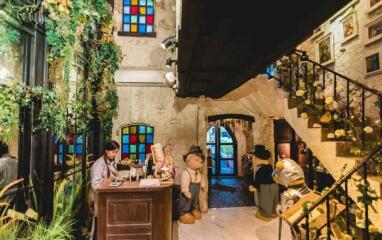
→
(165, 58, 177, 68)
(295, 49, 309, 63)
(165, 71, 177, 87)
(161, 36, 178, 49)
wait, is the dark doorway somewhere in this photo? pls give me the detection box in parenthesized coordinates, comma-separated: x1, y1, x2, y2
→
(206, 125, 237, 176)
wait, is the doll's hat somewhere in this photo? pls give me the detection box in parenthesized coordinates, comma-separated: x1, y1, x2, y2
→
(252, 144, 270, 160)
(183, 145, 205, 162)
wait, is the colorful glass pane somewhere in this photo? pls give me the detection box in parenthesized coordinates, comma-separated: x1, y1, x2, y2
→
(68, 145, 74, 154)
(139, 135, 145, 143)
(54, 134, 59, 144)
(131, 6, 138, 14)
(58, 154, 63, 163)
(146, 135, 153, 143)
(147, 25, 153, 32)
(122, 127, 129, 134)
(124, 24, 130, 31)
(131, 0, 138, 5)
(59, 144, 63, 154)
(146, 127, 153, 133)
(131, 25, 137, 32)
(146, 144, 152, 153)
(124, 7, 130, 14)
(76, 145, 83, 154)
(140, 0, 146, 5)
(77, 136, 83, 144)
(124, 0, 130, 5)
(122, 145, 129, 153)
(139, 125, 146, 133)
(130, 145, 137, 153)
(122, 135, 129, 143)
(139, 154, 145, 161)
(130, 126, 137, 134)
(139, 24, 145, 32)
(130, 135, 137, 143)
(124, 15, 130, 23)
(147, 0, 153, 6)
(130, 154, 137, 159)
(139, 144, 145, 153)
(122, 153, 129, 160)
(147, 6, 154, 15)
(139, 7, 146, 14)
(146, 15, 153, 24)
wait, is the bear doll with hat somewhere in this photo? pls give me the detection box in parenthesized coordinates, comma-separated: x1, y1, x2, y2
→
(178, 146, 206, 224)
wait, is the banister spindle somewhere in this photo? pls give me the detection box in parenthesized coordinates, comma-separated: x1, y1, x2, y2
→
(363, 164, 370, 240)
(345, 179, 350, 234)
(362, 89, 366, 146)
(326, 197, 331, 240)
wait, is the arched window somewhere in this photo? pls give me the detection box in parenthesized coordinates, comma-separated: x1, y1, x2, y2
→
(121, 124, 154, 163)
(206, 125, 236, 176)
(121, 0, 155, 37)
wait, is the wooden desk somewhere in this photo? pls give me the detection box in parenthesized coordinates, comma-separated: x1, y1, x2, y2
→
(95, 181, 173, 240)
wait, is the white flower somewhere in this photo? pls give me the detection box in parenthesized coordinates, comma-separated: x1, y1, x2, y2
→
(364, 126, 373, 134)
(313, 81, 321, 87)
(325, 96, 334, 105)
(352, 137, 357, 142)
(375, 119, 381, 124)
(336, 85, 344, 92)
(313, 123, 322, 128)
(334, 129, 346, 138)
(333, 114, 339, 120)
(296, 90, 305, 97)
(327, 101, 338, 111)
(327, 133, 335, 139)
(300, 112, 308, 119)
(324, 85, 334, 97)
(304, 100, 311, 105)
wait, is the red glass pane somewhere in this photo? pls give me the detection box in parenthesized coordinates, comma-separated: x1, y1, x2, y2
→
(146, 15, 153, 24)
(122, 153, 129, 160)
(146, 144, 152, 153)
(131, 6, 138, 14)
(130, 135, 137, 143)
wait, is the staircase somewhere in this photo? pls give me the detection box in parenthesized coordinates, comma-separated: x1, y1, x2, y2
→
(270, 51, 382, 238)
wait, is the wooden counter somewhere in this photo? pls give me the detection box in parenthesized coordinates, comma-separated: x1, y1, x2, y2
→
(95, 181, 173, 240)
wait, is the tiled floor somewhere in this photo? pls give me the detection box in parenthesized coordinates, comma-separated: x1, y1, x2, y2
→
(174, 207, 292, 240)
(208, 177, 254, 208)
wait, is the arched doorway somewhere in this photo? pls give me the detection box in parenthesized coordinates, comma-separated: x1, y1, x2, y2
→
(206, 125, 237, 176)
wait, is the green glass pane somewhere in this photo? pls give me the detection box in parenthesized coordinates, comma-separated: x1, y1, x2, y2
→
(68, 145, 74, 154)
(130, 154, 137, 159)
(147, 0, 153, 6)
(122, 127, 129, 134)
(130, 145, 137, 153)
(146, 127, 153, 133)
(130, 126, 137, 134)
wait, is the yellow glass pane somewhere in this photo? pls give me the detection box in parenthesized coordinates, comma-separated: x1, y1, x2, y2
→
(140, 7, 146, 14)
(130, 126, 137, 134)
(122, 127, 129, 134)
(131, 0, 138, 5)
(131, 24, 137, 32)
(139, 135, 145, 143)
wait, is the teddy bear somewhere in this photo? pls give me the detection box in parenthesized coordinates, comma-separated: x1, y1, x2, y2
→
(178, 146, 205, 224)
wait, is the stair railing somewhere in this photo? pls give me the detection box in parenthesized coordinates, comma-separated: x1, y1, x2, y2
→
(290, 145, 382, 240)
(267, 50, 382, 148)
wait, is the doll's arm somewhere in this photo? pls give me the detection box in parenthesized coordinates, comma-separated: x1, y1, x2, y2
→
(181, 171, 192, 199)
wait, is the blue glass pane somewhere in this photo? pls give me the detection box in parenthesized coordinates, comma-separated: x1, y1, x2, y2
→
(266, 65, 277, 77)
(54, 134, 59, 144)
(124, 6, 130, 14)
(59, 144, 63, 154)
(139, 16, 146, 24)
(122, 145, 129, 153)
(139, 144, 145, 153)
(147, 6, 154, 14)
(58, 154, 63, 163)
(146, 135, 153, 143)
(76, 145, 83, 154)
(140, 0, 146, 5)
(220, 127, 233, 143)
(206, 127, 215, 143)
(146, 25, 153, 32)
(122, 135, 129, 143)
(139, 154, 145, 161)
(124, 0, 130, 5)
(76, 135, 83, 144)
(139, 24, 145, 32)
(220, 145, 234, 158)
(124, 15, 130, 23)
(124, 24, 130, 32)
(220, 160, 234, 174)
(139, 125, 146, 134)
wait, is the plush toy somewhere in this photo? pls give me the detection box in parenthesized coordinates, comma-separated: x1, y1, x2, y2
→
(178, 146, 205, 224)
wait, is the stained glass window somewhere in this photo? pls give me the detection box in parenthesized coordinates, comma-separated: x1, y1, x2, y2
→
(121, 124, 154, 164)
(122, 0, 155, 35)
(54, 134, 84, 165)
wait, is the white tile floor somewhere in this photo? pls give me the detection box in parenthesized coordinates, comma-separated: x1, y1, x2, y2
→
(174, 207, 292, 240)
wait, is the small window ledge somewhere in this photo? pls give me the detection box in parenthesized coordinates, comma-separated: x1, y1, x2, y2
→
(117, 31, 157, 37)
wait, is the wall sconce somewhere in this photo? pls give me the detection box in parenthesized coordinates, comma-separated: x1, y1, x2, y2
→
(165, 71, 177, 87)
(161, 36, 178, 50)
(165, 58, 177, 68)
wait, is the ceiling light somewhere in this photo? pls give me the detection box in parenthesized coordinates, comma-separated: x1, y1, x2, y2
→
(161, 36, 178, 49)
(165, 71, 177, 86)
(165, 58, 177, 68)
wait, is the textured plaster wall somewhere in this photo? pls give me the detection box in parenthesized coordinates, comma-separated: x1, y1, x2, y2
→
(298, 0, 382, 90)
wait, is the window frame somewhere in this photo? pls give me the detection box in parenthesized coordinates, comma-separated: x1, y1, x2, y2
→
(120, 124, 154, 163)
